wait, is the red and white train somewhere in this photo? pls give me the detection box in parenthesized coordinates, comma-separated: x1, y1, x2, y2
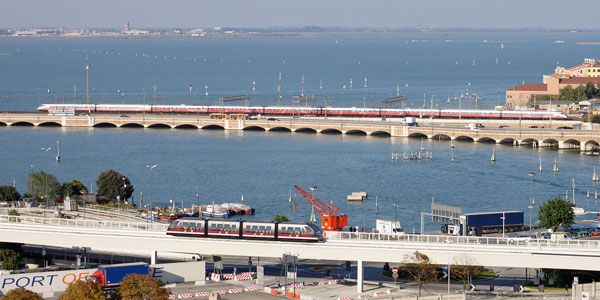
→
(38, 103, 568, 120)
(166, 217, 324, 242)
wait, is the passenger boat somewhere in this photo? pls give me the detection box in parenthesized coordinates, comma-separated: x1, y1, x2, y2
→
(201, 205, 230, 218)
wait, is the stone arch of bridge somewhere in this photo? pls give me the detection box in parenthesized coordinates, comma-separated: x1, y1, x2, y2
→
(38, 122, 62, 127)
(408, 132, 427, 138)
(346, 129, 368, 135)
(295, 127, 317, 133)
(432, 134, 451, 140)
(121, 123, 144, 128)
(583, 140, 600, 151)
(321, 128, 343, 134)
(455, 135, 475, 142)
(269, 126, 292, 132)
(147, 123, 171, 129)
(371, 131, 391, 136)
(174, 124, 198, 129)
(93, 122, 117, 128)
(201, 125, 225, 130)
(476, 137, 496, 143)
(562, 139, 581, 147)
(498, 137, 516, 144)
(11, 121, 35, 126)
(243, 125, 266, 131)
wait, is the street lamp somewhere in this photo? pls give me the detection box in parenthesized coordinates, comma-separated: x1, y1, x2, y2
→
(528, 172, 535, 233)
(392, 203, 399, 233)
(41, 147, 52, 219)
(146, 164, 157, 223)
(501, 212, 506, 238)
(122, 177, 127, 208)
(85, 64, 91, 104)
(81, 190, 87, 220)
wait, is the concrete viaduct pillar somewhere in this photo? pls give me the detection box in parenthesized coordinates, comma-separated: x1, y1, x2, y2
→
(357, 260, 363, 293)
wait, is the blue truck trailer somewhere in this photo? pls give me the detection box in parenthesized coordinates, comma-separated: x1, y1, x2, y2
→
(91, 262, 149, 287)
(459, 211, 524, 236)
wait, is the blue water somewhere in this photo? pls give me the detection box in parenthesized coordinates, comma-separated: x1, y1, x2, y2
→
(1, 33, 600, 231)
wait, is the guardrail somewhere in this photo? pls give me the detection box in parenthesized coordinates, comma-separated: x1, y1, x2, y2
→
(0, 215, 168, 232)
(326, 231, 600, 249)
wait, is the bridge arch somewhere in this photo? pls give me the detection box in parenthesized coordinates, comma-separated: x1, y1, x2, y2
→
(476, 137, 496, 143)
(371, 131, 391, 137)
(583, 140, 600, 152)
(346, 129, 367, 135)
(455, 135, 474, 142)
(432, 134, 451, 140)
(147, 123, 171, 129)
(520, 138, 536, 145)
(201, 125, 224, 130)
(0, 122, 5, 126)
(321, 128, 342, 134)
(541, 139, 559, 147)
(562, 139, 581, 147)
(269, 127, 292, 132)
(121, 123, 144, 128)
(174, 124, 198, 129)
(557, 126, 573, 130)
(294, 127, 317, 133)
(93, 122, 118, 128)
(243, 126, 266, 131)
(408, 132, 427, 138)
(38, 122, 61, 127)
(498, 138, 516, 144)
(11, 121, 34, 127)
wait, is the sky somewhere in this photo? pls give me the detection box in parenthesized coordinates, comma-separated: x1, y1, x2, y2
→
(2, 0, 599, 29)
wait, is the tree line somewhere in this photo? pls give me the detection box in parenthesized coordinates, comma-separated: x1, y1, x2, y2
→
(0, 169, 134, 204)
(558, 82, 600, 101)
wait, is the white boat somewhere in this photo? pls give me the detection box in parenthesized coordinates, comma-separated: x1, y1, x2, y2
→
(201, 205, 229, 218)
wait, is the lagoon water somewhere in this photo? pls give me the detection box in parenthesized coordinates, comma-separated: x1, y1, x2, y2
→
(1, 33, 600, 231)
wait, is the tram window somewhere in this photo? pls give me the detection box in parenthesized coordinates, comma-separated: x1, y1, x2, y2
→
(252, 225, 258, 232)
(294, 228, 301, 235)
(182, 222, 189, 230)
(245, 225, 251, 232)
(305, 226, 315, 235)
(224, 224, 231, 231)
(259, 226, 266, 233)
(168, 222, 178, 230)
(231, 225, 237, 231)
(280, 227, 287, 234)
(210, 224, 217, 231)
(196, 222, 203, 230)
(217, 224, 224, 231)
(265, 226, 273, 233)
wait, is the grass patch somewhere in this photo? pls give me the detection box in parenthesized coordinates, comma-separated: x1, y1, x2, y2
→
(381, 269, 498, 282)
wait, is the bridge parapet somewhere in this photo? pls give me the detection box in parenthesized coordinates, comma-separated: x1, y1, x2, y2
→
(0, 215, 168, 231)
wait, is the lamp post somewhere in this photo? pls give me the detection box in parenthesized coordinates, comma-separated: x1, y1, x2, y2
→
(309, 186, 317, 225)
(146, 164, 157, 223)
(392, 203, 399, 232)
(81, 190, 87, 220)
(121, 177, 126, 209)
(85, 64, 91, 104)
(501, 212, 506, 238)
(528, 172, 535, 233)
(41, 147, 52, 218)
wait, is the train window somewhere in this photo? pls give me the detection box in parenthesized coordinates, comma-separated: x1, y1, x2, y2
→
(224, 224, 231, 231)
(252, 225, 258, 232)
(210, 224, 217, 231)
(217, 224, 224, 231)
(196, 222, 203, 230)
(245, 225, 251, 232)
(280, 227, 287, 234)
(265, 226, 273, 233)
(294, 228, 301, 235)
(168, 222, 179, 230)
(231, 224, 237, 231)
(259, 225, 266, 233)
(305, 226, 315, 235)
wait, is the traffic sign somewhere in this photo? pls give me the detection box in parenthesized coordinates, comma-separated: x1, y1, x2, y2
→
(442, 265, 448, 271)
(392, 273, 398, 279)
(442, 271, 448, 278)
(392, 267, 398, 274)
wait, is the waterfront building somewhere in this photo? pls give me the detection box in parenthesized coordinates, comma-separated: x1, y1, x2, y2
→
(506, 58, 600, 109)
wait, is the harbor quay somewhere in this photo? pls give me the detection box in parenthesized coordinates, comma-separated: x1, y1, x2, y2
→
(1, 112, 599, 153)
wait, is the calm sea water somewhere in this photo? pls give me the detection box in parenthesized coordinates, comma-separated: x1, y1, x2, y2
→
(1, 33, 600, 231)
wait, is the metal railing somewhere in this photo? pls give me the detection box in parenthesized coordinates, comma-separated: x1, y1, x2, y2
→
(326, 231, 600, 250)
(0, 215, 168, 232)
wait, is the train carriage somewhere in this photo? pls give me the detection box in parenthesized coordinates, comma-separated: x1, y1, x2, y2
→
(166, 217, 323, 242)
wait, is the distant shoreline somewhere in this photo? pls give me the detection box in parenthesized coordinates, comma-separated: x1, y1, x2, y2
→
(1, 30, 599, 41)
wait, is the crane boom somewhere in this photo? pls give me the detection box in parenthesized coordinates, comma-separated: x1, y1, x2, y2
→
(294, 185, 348, 231)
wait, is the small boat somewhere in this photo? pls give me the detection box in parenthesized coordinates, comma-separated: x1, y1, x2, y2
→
(593, 166, 599, 182)
(201, 205, 230, 218)
(157, 210, 182, 220)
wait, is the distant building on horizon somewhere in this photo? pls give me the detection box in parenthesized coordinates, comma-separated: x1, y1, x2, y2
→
(506, 58, 600, 109)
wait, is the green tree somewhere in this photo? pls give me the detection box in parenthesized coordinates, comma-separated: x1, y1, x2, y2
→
(590, 114, 600, 124)
(26, 171, 61, 201)
(402, 251, 438, 296)
(559, 86, 576, 101)
(58, 280, 106, 300)
(0, 186, 21, 202)
(538, 197, 574, 231)
(96, 170, 134, 201)
(117, 274, 170, 300)
(575, 86, 588, 101)
(274, 214, 289, 222)
(584, 81, 599, 99)
(0, 248, 23, 270)
(61, 180, 88, 198)
(0, 287, 43, 300)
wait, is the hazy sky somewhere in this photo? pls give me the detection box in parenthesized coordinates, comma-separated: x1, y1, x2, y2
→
(2, 0, 599, 29)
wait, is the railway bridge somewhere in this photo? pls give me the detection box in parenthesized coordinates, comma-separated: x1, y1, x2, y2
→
(1, 113, 599, 152)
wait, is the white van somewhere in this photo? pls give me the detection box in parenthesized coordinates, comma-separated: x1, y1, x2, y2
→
(466, 123, 484, 130)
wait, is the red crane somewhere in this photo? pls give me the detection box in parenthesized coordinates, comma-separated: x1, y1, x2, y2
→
(294, 185, 348, 231)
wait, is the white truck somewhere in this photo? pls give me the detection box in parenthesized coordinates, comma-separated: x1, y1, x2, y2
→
(376, 219, 403, 234)
(401, 117, 418, 126)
